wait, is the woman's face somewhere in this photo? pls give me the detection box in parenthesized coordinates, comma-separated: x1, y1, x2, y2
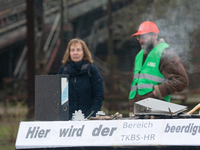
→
(69, 43, 84, 63)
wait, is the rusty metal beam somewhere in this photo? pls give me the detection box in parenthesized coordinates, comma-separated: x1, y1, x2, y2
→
(107, 0, 114, 94)
(26, 0, 35, 119)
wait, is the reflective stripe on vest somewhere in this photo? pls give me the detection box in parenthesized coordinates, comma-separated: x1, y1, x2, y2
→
(133, 73, 168, 83)
(130, 73, 168, 92)
(131, 83, 154, 91)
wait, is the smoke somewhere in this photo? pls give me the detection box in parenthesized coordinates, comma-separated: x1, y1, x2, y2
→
(141, 0, 200, 73)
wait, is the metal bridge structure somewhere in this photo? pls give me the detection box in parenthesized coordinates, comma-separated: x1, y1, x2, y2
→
(0, 0, 139, 99)
(0, 0, 134, 77)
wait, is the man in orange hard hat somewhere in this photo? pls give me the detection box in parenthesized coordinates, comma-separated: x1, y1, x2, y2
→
(129, 21, 189, 116)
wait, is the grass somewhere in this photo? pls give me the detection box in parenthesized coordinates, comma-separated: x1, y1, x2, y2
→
(0, 124, 19, 150)
(0, 117, 23, 150)
(0, 100, 28, 150)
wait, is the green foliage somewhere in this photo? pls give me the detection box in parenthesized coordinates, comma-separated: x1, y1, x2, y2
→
(0, 126, 9, 138)
(0, 122, 20, 150)
(0, 100, 27, 150)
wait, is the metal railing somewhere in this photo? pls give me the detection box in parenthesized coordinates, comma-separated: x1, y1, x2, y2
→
(13, 12, 61, 77)
(13, 46, 27, 78)
(44, 13, 61, 66)
(83, 4, 133, 75)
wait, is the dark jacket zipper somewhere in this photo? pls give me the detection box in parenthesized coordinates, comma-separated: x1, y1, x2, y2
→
(74, 77, 78, 89)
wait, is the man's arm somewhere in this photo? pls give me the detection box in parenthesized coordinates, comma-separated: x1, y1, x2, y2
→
(153, 48, 189, 99)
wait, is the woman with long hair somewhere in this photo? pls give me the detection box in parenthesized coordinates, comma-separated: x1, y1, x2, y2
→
(58, 38, 104, 119)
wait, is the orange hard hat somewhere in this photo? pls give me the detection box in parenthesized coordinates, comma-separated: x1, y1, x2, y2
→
(132, 21, 159, 37)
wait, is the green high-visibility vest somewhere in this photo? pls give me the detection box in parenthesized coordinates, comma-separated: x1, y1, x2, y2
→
(129, 42, 171, 102)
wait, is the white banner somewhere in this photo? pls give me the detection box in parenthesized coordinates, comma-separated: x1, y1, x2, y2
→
(15, 119, 200, 149)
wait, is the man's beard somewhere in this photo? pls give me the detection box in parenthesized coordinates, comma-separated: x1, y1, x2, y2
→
(142, 40, 154, 53)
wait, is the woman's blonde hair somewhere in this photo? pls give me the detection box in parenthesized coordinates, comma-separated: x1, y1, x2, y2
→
(62, 38, 94, 65)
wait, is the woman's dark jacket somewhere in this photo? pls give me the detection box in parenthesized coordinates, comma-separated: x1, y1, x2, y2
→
(57, 60, 104, 119)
